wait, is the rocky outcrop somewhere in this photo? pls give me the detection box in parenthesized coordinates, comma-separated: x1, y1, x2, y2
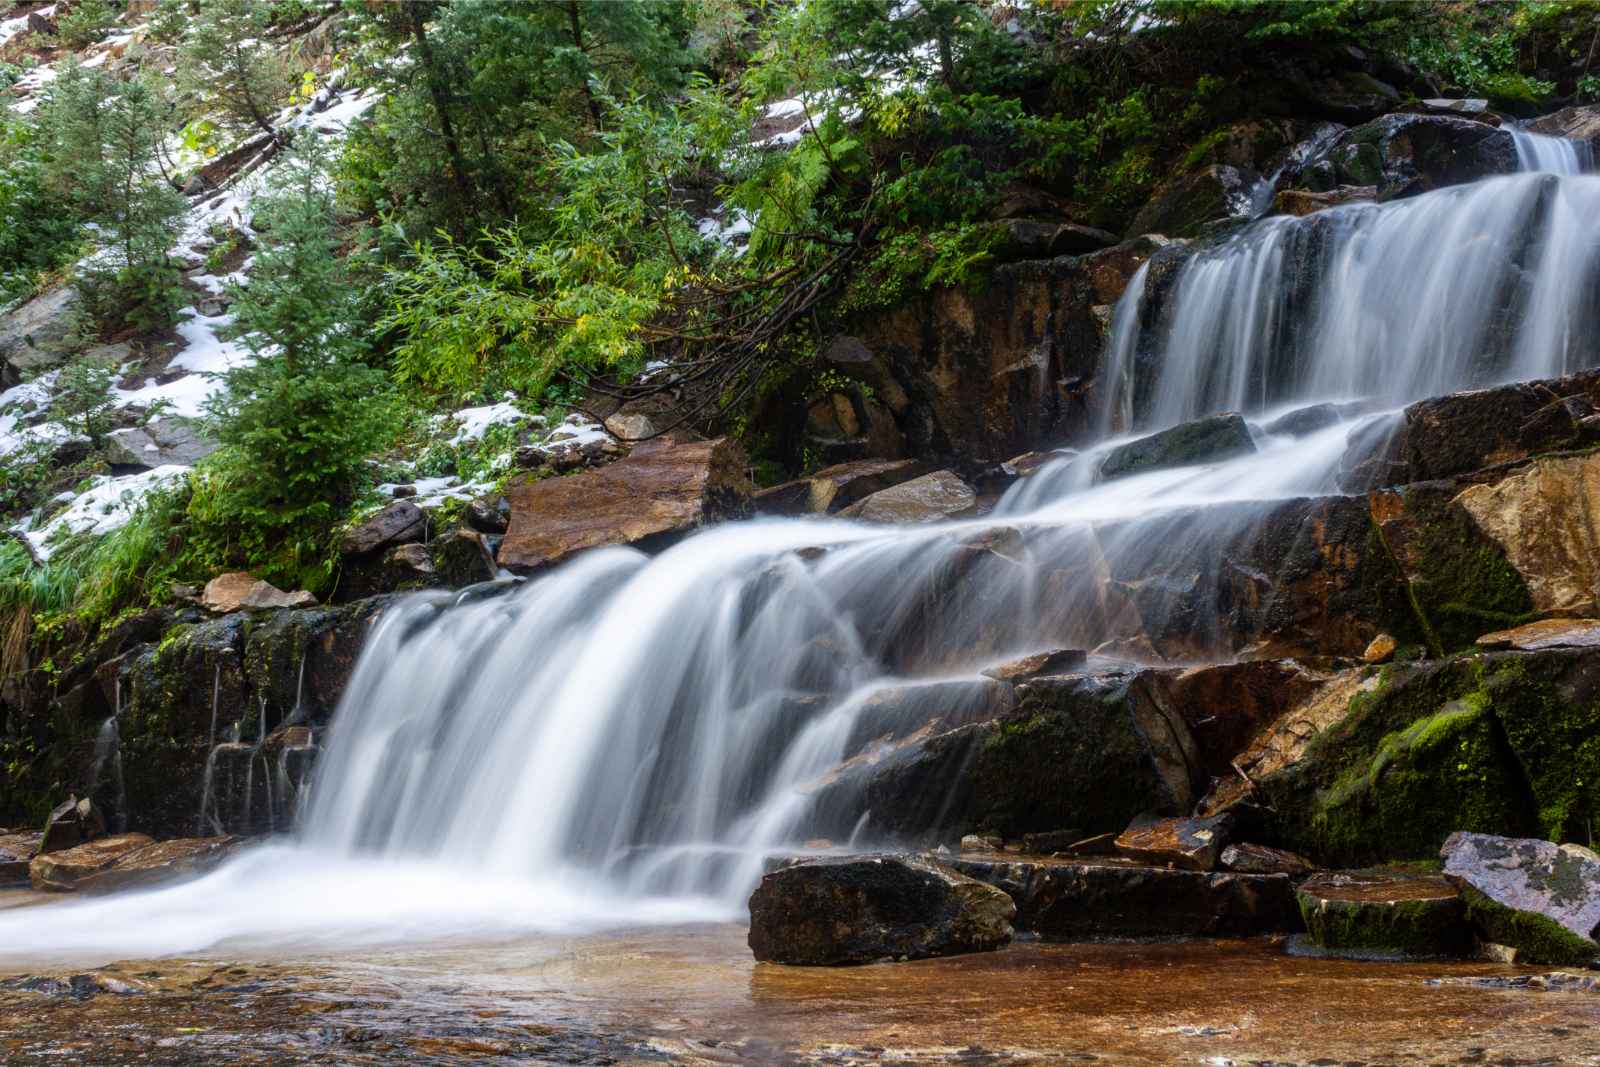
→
(200, 573, 317, 613)
(837, 470, 975, 523)
(945, 854, 1296, 939)
(1296, 871, 1469, 958)
(105, 419, 217, 469)
(499, 437, 752, 572)
(0, 285, 80, 388)
(1097, 412, 1256, 480)
(1442, 832, 1600, 966)
(1306, 113, 1517, 199)
(29, 833, 153, 892)
(39, 796, 105, 853)
(846, 238, 1169, 465)
(1114, 813, 1232, 871)
(340, 500, 427, 557)
(754, 458, 931, 516)
(1527, 103, 1600, 154)
(747, 854, 1015, 965)
(0, 830, 40, 884)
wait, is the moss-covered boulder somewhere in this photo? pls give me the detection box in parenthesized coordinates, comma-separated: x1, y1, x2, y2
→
(1297, 870, 1470, 958)
(1314, 113, 1517, 199)
(1442, 832, 1600, 967)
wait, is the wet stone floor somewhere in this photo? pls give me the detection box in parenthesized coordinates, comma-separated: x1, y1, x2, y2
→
(0, 910, 1596, 1065)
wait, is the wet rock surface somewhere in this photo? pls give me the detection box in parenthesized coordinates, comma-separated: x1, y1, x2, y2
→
(1221, 843, 1314, 877)
(1114, 813, 1232, 871)
(1097, 412, 1256, 481)
(0, 832, 40, 885)
(1313, 113, 1517, 199)
(1296, 871, 1469, 959)
(75, 836, 240, 894)
(30, 834, 154, 892)
(754, 458, 932, 516)
(747, 854, 1015, 965)
(1441, 832, 1600, 966)
(500, 437, 752, 572)
(837, 470, 976, 523)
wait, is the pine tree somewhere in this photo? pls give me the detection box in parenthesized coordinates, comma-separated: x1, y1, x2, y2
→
(178, 0, 290, 140)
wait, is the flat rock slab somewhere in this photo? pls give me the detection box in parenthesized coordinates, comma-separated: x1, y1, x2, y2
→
(201, 573, 317, 613)
(1442, 831, 1600, 966)
(500, 437, 751, 572)
(0, 831, 41, 884)
(754, 458, 931, 516)
(341, 500, 426, 556)
(1115, 813, 1232, 871)
(979, 649, 1087, 682)
(944, 855, 1296, 939)
(76, 836, 240, 894)
(1220, 842, 1314, 878)
(30, 834, 154, 892)
(1098, 413, 1255, 481)
(1477, 618, 1600, 651)
(748, 853, 1015, 965)
(1297, 871, 1468, 959)
(838, 470, 976, 523)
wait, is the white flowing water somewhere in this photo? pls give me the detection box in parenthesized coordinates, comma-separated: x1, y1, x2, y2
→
(1511, 127, 1590, 176)
(4, 161, 1600, 965)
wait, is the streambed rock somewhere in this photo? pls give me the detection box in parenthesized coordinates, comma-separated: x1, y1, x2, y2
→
(500, 437, 752, 572)
(1441, 832, 1600, 966)
(75, 835, 240, 894)
(1296, 871, 1468, 958)
(753, 458, 932, 516)
(944, 855, 1296, 939)
(837, 470, 975, 523)
(0, 831, 40, 884)
(1114, 813, 1232, 871)
(1527, 103, 1600, 154)
(30, 834, 153, 892)
(747, 854, 1015, 965)
(1316, 113, 1517, 199)
(1220, 843, 1314, 877)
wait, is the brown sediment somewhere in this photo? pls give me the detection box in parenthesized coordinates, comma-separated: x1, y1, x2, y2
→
(1, 917, 1597, 1065)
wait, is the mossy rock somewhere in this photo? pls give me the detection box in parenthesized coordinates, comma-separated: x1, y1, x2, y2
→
(1297, 871, 1470, 958)
(1260, 659, 1541, 866)
(1455, 882, 1600, 967)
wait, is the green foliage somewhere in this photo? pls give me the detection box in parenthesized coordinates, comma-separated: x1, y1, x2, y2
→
(51, 359, 117, 449)
(194, 135, 398, 591)
(34, 63, 187, 330)
(51, 0, 121, 49)
(177, 0, 292, 137)
(0, 117, 82, 307)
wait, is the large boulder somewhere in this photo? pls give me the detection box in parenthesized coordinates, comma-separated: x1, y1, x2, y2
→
(753, 458, 932, 516)
(104, 419, 217, 469)
(1097, 412, 1256, 481)
(945, 854, 1296, 939)
(499, 437, 752, 573)
(200, 573, 317, 613)
(0, 830, 40, 884)
(39, 796, 105, 854)
(1442, 832, 1600, 966)
(29, 833, 153, 892)
(747, 854, 1015, 965)
(341, 500, 427, 557)
(1527, 104, 1600, 156)
(1311, 113, 1518, 199)
(837, 470, 976, 523)
(0, 285, 81, 387)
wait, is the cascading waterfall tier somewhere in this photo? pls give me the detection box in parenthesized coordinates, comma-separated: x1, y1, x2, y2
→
(1100, 173, 1600, 433)
(4, 147, 1600, 964)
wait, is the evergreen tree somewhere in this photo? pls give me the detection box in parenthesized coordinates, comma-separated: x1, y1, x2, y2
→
(178, 0, 291, 140)
(193, 133, 396, 590)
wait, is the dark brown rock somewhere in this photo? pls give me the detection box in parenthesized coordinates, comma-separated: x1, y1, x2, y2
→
(754, 458, 933, 517)
(1098, 413, 1256, 481)
(1115, 813, 1233, 871)
(1318, 113, 1518, 199)
(465, 494, 510, 534)
(945, 855, 1296, 939)
(1220, 842, 1314, 877)
(747, 854, 1015, 965)
(0, 831, 41, 884)
(979, 648, 1087, 682)
(341, 500, 427, 557)
(499, 438, 752, 572)
(30, 834, 154, 892)
(40, 797, 105, 855)
(1128, 164, 1261, 238)
(1019, 829, 1084, 855)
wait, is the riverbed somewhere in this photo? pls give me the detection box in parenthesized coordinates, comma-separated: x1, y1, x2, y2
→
(1, 893, 1595, 1065)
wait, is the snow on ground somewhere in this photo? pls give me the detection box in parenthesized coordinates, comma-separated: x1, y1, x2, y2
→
(440, 400, 540, 447)
(0, 3, 54, 51)
(112, 308, 250, 418)
(15, 464, 189, 559)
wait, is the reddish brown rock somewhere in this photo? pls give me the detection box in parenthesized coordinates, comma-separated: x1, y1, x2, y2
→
(1115, 813, 1232, 872)
(1220, 842, 1315, 877)
(1363, 633, 1398, 663)
(979, 648, 1087, 682)
(499, 437, 752, 572)
(76, 836, 241, 894)
(30, 834, 154, 892)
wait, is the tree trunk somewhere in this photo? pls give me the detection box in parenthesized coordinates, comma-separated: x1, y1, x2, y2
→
(408, 3, 476, 209)
(567, 0, 604, 129)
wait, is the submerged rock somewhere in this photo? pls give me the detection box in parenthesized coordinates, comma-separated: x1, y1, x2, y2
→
(838, 470, 976, 523)
(1098, 413, 1256, 481)
(1441, 832, 1600, 967)
(747, 854, 1015, 965)
(30, 834, 153, 892)
(499, 437, 752, 572)
(1296, 871, 1468, 958)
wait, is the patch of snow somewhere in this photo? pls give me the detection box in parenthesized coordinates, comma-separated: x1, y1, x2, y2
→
(374, 475, 494, 510)
(17, 465, 190, 560)
(545, 414, 607, 447)
(0, 419, 76, 461)
(0, 3, 55, 51)
(112, 307, 250, 418)
(696, 208, 755, 251)
(439, 400, 536, 447)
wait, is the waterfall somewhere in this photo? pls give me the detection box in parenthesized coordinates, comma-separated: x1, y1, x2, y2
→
(1511, 127, 1590, 176)
(1104, 174, 1600, 431)
(4, 168, 1600, 964)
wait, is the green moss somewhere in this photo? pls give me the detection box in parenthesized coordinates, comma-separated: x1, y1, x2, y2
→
(1479, 657, 1600, 844)
(1457, 882, 1599, 966)
(1297, 888, 1468, 957)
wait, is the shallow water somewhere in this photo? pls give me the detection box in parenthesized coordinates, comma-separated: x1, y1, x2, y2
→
(1, 893, 1595, 1066)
